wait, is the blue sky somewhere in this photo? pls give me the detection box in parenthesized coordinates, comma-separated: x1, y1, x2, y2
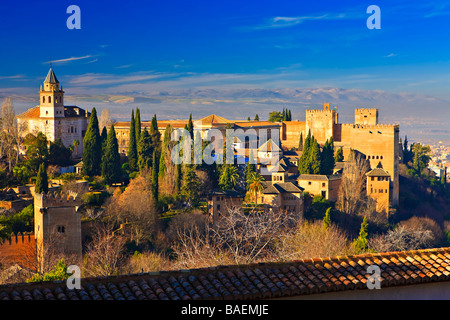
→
(1, 0, 450, 100)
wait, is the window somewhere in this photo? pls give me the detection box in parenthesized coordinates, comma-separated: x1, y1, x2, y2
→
(57, 225, 65, 234)
(217, 204, 220, 210)
(322, 183, 326, 187)
(49, 96, 51, 103)
(308, 181, 312, 185)
(371, 177, 374, 181)
(43, 96, 45, 103)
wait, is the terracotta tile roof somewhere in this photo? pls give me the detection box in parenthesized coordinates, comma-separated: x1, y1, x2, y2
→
(17, 106, 40, 119)
(2, 247, 450, 300)
(262, 182, 303, 194)
(366, 167, 391, 177)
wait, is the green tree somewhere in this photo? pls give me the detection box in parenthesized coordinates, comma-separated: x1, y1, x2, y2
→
(35, 162, 48, 194)
(182, 165, 200, 207)
(298, 130, 312, 174)
(152, 149, 159, 202)
(102, 125, 122, 185)
(187, 113, 194, 139)
(128, 109, 138, 171)
(309, 138, 322, 174)
(352, 216, 369, 253)
(25, 132, 49, 170)
(135, 107, 141, 142)
(268, 111, 283, 122)
(412, 143, 431, 175)
(254, 114, 259, 121)
(298, 132, 303, 151)
(246, 171, 265, 204)
(334, 146, 344, 162)
(320, 137, 335, 175)
(219, 165, 240, 191)
(82, 107, 102, 176)
(27, 259, 69, 283)
(137, 127, 153, 170)
(73, 139, 80, 156)
(48, 139, 72, 167)
(323, 207, 332, 229)
(287, 109, 292, 121)
(150, 114, 161, 154)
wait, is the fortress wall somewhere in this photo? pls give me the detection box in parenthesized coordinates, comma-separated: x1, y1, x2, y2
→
(281, 121, 306, 149)
(0, 233, 35, 266)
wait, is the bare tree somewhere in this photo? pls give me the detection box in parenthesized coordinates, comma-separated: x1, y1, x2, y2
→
(336, 152, 371, 215)
(369, 216, 442, 252)
(171, 207, 300, 268)
(82, 224, 127, 277)
(275, 220, 353, 261)
(0, 98, 17, 171)
(99, 108, 115, 131)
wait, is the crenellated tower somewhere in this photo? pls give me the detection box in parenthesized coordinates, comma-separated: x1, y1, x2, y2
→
(34, 191, 82, 265)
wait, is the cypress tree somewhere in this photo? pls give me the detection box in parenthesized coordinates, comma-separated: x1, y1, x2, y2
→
(137, 127, 153, 170)
(335, 146, 344, 162)
(298, 130, 312, 174)
(254, 114, 259, 121)
(182, 164, 200, 207)
(320, 137, 335, 175)
(135, 107, 141, 142)
(288, 109, 292, 121)
(309, 138, 322, 174)
(323, 207, 332, 229)
(298, 132, 303, 151)
(150, 114, 161, 153)
(128, 109, 138, 171)
(352, 217, 369, 253)
(187, 113, 194, 139)
(102, 125, 121, 185)
(152, 149, 159, 202)
(100, 126, 108, 159)
(35, 162, 48, 194)
(82, 107, 102, 176)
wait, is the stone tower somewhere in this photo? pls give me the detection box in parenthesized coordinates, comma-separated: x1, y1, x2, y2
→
(39, 67, 65, 118)
(305, 103, 338, 144)
(34, 191, 82, 263)
(366, 165, 391, 217)
(355, 108, 378, 126)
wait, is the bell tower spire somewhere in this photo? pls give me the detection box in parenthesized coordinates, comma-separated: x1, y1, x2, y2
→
(40, 66, 65, 118)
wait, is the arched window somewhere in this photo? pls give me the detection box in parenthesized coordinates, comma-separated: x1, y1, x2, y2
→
(43, 96, 46, 103)
(49, 96, 51, 103)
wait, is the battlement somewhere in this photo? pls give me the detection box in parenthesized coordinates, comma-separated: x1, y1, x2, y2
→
(355, 108, 378, 113)
(306, 108, 336, 115)
(0, 232, 35, 246)
(342, 123, 399, 130)
(0, 232, 35, 265)
(34, 191, 81, 208)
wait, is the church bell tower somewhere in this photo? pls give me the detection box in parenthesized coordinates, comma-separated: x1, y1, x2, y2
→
(39, 67, 65, 118)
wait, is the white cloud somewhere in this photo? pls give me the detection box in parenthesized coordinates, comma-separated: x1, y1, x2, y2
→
(46, 55, 96, 65)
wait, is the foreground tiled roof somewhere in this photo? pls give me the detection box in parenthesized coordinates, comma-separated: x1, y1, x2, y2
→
(1, 247, 450, 300)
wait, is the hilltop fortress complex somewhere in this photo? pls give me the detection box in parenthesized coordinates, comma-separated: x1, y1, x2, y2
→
(15, 68, 400, 213)
(114, 103, 400, 208)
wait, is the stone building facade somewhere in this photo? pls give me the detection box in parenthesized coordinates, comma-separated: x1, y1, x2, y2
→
(17, 67, 90, 158)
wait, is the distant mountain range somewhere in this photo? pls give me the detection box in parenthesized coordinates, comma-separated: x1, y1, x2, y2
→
(6, 87, 450, 144)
